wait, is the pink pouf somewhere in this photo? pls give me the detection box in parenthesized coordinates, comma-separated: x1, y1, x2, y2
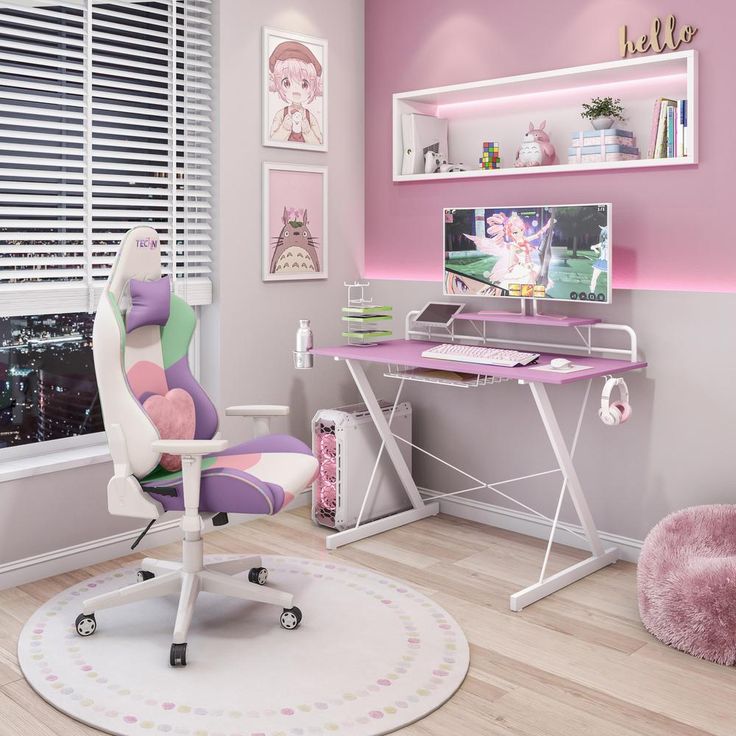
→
(638, 505, 736, 665)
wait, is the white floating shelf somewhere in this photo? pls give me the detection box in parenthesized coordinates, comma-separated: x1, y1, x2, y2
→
(393, 50, 697, 182)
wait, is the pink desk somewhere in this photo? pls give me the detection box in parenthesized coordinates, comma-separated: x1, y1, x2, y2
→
(312, 339, 646, 385)
(312, 338, 647, 611)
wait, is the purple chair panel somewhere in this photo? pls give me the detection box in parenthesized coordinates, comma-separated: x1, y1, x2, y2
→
(144, 467, 285, 515)
(165, 356, 219, 440)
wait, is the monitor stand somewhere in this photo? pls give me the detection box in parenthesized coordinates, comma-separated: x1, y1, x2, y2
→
(478, 298, 568, 321)
(529, 298, 568, 320)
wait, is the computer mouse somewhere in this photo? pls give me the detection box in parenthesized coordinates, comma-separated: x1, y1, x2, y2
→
(550, 358, 572, 370)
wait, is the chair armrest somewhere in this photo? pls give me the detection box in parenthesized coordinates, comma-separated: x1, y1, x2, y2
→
(151, 439, 228, 456)
(225, 405, 290, 417)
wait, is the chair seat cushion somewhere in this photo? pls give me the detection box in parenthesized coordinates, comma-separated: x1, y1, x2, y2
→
(638, 504, 736, 665)
(141, 434, 318, 515)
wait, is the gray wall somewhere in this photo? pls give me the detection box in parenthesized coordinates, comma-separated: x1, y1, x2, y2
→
(366, 281, 736, 542)
(209, 0, 364, 448)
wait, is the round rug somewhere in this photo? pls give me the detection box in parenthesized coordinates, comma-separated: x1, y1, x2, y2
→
(19, 555, 469, 736)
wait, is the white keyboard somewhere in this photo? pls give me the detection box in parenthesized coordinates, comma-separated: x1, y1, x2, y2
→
(421, 343, 540, 367)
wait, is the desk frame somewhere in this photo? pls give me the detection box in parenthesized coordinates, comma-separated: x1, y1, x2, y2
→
(320, 316, 641, 611)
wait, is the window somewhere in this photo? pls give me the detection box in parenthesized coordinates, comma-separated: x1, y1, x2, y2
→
(0, 0, 212, 452)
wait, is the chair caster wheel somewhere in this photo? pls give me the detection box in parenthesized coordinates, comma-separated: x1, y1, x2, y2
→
(280, 606, 302, 630)
(136, 570, 155, 582)
(248, 567, 268, 585)
(170, 642, 187, 667)
(75, 613, 97, 637)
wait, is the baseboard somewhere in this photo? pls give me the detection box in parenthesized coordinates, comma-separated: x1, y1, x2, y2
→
(0, 493, 311, 591)
(419, 487, 642, 563)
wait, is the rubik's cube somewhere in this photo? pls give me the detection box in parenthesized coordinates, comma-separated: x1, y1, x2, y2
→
(479, 141, 500, 170)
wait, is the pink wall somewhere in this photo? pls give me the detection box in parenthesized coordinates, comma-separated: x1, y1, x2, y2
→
(365, 0, 731, 292)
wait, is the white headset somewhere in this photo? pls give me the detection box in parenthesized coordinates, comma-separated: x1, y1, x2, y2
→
(599, 376, 631, 426)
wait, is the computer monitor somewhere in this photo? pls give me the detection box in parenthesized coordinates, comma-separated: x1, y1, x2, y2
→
(443, 203, 611, 303)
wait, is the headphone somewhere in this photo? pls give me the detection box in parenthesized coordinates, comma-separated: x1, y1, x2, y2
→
(599, 376, 632, 426)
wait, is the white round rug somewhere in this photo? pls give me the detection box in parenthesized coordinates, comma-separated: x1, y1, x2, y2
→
(19, 555, 469, 736)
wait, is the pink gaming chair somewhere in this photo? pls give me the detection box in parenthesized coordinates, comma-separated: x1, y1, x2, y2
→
(74, 226, 318, 666)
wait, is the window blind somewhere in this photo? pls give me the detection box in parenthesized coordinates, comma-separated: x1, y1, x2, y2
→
(0, 0, 212, 317)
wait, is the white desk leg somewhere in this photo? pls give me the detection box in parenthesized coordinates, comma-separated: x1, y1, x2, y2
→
(509, 382, 619, 611)
(325, 360, 439, 550)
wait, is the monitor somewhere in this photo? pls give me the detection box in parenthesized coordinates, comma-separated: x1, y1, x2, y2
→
(443, 203, 611, 303)
(414, 301, 464, 327)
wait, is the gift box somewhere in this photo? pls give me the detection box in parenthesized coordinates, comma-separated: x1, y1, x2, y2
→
(568, 143, 640, 164)
(570, 129, 636, 148)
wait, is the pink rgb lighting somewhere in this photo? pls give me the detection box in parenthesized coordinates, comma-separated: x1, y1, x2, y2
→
(435, 74, 688, 117)
(365, 0, 735, 293)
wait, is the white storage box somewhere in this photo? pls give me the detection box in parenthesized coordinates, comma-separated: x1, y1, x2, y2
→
(312, 401, 412, 530)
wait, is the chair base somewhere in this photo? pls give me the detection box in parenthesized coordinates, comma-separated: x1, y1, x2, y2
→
(75, 545, 302, 666)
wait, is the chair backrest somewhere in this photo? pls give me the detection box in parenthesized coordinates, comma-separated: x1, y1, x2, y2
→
(93, 227, 218, 478)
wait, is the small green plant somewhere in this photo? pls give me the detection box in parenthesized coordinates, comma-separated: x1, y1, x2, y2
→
(581, 97, 625, 121)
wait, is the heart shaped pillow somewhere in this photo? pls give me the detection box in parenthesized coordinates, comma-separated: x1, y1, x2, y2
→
(143, 389, 196, 472)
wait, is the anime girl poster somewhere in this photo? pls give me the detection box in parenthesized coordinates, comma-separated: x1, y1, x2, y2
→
(262, 27, 327, 151)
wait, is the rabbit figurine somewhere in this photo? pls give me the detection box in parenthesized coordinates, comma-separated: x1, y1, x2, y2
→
(514, 121, 558, 167)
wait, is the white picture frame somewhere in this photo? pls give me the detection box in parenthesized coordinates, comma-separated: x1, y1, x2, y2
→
(262, 27, 328, 152)
(262, 162, 328, 282)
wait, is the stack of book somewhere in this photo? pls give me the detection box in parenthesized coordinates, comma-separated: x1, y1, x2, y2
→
(341, 304, 392, 344)
(567, 129, 640, 164)
(648, 98, 688, 159)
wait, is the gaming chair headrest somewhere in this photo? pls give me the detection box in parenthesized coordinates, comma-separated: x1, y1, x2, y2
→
(106, 226, 162, 302)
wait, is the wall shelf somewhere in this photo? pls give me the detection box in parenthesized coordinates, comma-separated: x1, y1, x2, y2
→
(393, 50, 697, 182)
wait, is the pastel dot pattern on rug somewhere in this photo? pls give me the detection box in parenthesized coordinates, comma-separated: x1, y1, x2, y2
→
(19, 555, 469, 736)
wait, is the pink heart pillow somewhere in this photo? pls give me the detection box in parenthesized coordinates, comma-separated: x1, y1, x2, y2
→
(143, 389, 196, 472)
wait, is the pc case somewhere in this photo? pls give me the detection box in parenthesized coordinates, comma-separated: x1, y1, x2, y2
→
(311, 401, 412, 530)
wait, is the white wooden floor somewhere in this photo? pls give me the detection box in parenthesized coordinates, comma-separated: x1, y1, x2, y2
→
(1, 507, 734, 735)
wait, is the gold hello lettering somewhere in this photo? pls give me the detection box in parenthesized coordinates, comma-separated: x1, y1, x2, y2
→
(619, 15, 698, 58)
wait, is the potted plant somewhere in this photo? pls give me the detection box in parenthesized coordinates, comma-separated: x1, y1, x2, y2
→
(581, 97, 625, 130)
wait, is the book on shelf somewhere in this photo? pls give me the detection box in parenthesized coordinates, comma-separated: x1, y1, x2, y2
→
(649, 97, 687, 159)
(342, 305, 393, 314)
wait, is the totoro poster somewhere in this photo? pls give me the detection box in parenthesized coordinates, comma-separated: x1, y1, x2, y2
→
(262, 162, 328, 281)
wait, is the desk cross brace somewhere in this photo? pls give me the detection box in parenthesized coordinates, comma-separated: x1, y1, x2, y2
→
(325, 359, 618, 611)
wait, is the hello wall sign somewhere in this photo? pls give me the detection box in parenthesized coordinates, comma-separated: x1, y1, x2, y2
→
(619, 15, 697, 58)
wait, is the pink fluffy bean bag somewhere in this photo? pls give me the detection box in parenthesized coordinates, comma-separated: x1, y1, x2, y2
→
(637, 505, 736, 665)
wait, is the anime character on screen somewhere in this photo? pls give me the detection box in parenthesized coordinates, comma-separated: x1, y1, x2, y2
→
(590, 226, 608, 292)
(464, 212, 554, 289)
(268, 41, 324, 145)
(444, 270, 505, 296)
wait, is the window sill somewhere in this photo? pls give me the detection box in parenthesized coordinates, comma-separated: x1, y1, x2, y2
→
(0, 443, 111, 484)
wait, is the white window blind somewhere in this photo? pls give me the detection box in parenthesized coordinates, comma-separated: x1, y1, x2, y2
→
(0, 0, 212, 317)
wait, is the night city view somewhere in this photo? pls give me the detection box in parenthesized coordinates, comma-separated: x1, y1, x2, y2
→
(0, 312, 103, 448)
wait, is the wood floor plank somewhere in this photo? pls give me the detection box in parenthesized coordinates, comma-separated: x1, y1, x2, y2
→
(469, 644, 715, 736)
(1, 679, 100, 736)
(429, 591, 736, 735)
(2, 509, 735, 736)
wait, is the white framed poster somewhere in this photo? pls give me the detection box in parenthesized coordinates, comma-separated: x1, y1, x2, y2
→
(262, 27, 327, 151)
(262, 162, 328, 281)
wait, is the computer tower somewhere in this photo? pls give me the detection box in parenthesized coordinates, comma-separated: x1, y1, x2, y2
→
(311, 401, 412, 531)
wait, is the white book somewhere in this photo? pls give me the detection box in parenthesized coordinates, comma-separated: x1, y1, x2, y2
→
(401, 113, 448, 175)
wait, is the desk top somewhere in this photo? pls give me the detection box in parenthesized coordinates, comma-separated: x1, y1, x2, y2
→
(311, 339, 647, 385)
